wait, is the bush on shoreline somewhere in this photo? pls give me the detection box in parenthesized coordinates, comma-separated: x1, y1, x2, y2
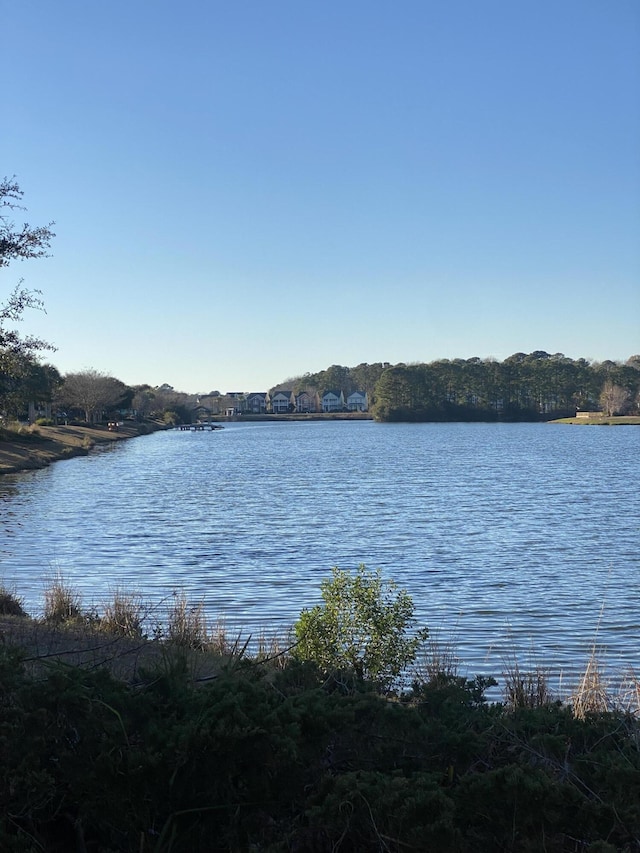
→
(293, 565, 429, 690)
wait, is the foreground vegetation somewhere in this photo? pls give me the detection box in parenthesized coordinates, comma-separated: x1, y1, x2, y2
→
(1, 570, 639, 852)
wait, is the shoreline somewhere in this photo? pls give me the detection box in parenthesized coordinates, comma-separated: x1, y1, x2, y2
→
(549, 415, 640, 425)
(0, 421, 168, 476)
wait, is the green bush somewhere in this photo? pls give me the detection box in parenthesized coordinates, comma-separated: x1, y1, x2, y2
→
(293, 565, 428, 690)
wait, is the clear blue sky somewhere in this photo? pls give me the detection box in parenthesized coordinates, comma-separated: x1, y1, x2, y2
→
(3, 0, 639, 393)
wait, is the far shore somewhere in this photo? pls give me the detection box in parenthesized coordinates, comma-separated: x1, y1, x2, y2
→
(550, 415, 640, 425)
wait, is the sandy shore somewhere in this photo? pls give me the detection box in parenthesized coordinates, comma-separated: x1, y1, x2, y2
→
(0, 421, 167, 475)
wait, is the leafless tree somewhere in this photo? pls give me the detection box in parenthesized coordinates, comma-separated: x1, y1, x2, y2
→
(58, 370, 128, 423)
(599, 381, 629, 417)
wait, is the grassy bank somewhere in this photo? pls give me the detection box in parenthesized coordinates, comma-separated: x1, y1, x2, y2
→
(551, 415, 640, 425)
(0, 420, 167, 475)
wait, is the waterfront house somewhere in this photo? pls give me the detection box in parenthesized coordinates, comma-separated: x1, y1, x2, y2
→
(216, 393, 245, 416)
(295, 390, 319, 413)
(270, 390, 295, 414)
(244, 393, 268, 414)
(321, 390, 345, 412)
(346, 391, 368, 412)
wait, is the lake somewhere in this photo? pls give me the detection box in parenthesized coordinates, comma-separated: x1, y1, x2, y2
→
(1, 420, 638, 688)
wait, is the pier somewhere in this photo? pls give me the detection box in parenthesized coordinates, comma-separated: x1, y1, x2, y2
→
(177, 424, 224, 431)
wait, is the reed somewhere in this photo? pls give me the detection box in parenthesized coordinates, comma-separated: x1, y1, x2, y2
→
(43, 575, 83, 624)
(571, 649, 611, 719)
(0, 583, 27, 617)
(502, 659, 552, 710)
(413, 631, 459, 685)
(165, 591, 209, 650)
(101, 588, 146, 639)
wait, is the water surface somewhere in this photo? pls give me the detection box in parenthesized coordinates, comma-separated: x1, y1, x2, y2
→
(1, 421, 638, 683)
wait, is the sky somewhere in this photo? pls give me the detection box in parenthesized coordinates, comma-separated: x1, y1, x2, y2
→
(3, 1, 639, 394)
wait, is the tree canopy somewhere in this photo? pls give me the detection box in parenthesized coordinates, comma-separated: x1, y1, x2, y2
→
(0, 178, 56, 416)
(0, 177, 55, 268)
(368, 353, 640, 422)
(58, 370, 131, 423)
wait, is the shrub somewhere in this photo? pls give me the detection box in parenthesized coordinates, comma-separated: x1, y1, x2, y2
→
(34, 417, 54, 426)
(293, 565, 428, 690)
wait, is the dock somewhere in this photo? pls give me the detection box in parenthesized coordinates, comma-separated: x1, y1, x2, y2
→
(177, 424, 224, 431)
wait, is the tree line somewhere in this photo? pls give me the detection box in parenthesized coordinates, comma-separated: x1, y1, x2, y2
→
(368, 353, 640, 421)
(282, 354, 639, 422)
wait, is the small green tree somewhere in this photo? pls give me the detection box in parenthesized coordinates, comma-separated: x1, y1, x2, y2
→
(293, 565, 428, 690)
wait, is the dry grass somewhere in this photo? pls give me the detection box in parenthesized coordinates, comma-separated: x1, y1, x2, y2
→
(0, 582, 254, 685)
(570, 650, 612, 719)
(165, 591, 209, 650)
(255, 628, 293, 669)
(207, 620, 233, 655)
(413, 633, 460, 685)
(43, 576, 83, 624)
(0, 583, 27, 617)
(503, 660, 553, 710)
(0, 421, 166, 474)
(616, 669, 640, 717)
(101, 589, 146, 639)
(0, 613, 226, 685)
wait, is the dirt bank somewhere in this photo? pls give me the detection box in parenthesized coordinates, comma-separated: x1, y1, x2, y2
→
(0, 421, 167, 475)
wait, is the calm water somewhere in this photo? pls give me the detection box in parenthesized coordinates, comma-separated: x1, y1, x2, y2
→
(1, 421, 638, 683)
